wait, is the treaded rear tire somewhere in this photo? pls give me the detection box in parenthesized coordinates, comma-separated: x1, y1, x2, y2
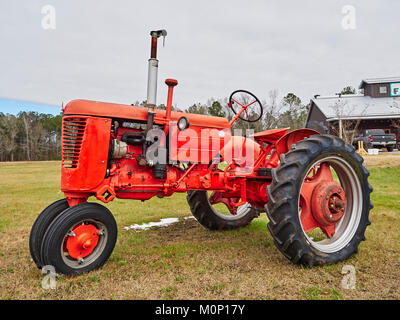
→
(265, 134, 373, 266)
(187, 191, 259, 230)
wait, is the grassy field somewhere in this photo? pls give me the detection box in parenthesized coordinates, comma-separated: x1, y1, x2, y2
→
(0, 155, 399, 300)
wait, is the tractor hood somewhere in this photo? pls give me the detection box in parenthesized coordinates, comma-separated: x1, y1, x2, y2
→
(63, 99, 230, 129)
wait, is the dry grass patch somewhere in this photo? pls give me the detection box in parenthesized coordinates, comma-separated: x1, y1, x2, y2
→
(0, 158, 399, 300)
(362, 153, 400, 168)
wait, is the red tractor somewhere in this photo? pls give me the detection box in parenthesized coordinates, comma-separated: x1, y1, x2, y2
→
(29, 30, 372, 275)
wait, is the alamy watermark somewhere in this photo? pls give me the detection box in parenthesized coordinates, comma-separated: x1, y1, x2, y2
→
(341, 264, 356, 290)
(41, 5, 56, 30)
(144, 126, 256, 167)
(41, 265, 57, 290)
(341, 5, 356, 30)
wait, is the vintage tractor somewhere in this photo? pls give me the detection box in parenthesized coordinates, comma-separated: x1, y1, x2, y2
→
(29, 30, 372, 275)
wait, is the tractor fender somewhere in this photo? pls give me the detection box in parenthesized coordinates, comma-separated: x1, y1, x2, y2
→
(275, 128, 320, 156)
(219, 135, 261, 167)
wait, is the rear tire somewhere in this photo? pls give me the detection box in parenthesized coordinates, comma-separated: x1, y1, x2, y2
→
(29, 199, 69, 269)
(187, 191, 259, 230)
(40, 202, 117, 275)
(266, 135, 373, 266)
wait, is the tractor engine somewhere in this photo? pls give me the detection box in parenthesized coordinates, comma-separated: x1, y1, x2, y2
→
(60, 97, 234, 206)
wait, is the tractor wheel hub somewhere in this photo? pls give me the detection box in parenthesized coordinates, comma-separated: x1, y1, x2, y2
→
(66, 224, 100, 260)
(311, 181, 346, 227)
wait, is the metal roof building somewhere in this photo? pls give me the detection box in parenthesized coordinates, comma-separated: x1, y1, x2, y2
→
(306, 77, 400, 138)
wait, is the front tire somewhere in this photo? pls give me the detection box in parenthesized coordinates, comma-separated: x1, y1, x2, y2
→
(40, 202, 117, 275)
(29, 199, 70, 269)
(266, 135, 373, 266)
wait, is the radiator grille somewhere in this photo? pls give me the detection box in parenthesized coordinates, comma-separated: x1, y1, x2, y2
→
(62, 117, 87, 168)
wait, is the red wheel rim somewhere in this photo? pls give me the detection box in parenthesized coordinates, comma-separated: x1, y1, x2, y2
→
(299, 162, 346, 239)
(65, 224, 100, 260)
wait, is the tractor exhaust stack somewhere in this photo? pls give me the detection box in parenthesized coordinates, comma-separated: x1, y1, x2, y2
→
(146, 29, 167, 108)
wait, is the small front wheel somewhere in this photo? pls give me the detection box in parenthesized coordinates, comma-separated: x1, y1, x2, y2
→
(40, 202, 117, 275)
(29, 198, 70, 269)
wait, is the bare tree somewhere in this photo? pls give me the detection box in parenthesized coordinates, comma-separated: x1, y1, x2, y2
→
(329, 99, 369, 144)
(390, 119, 400, 137)
(263, 90, 283, 130)
(22, 113, 31, 161)
(0, 114, 19, 161)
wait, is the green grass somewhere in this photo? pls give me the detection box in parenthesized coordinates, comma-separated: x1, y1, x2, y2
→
(0, 159, 399, 300)
(302, 287, 342, 300)
(368, 166, 400, 211)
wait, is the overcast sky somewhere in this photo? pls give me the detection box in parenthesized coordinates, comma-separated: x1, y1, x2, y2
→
(0, 0, 399, 114)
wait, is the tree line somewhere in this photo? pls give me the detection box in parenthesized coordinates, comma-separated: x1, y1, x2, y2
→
(0, 91, 310, 162)
(0, 112, 62, 162)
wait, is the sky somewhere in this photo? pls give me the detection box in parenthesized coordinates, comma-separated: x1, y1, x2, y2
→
(0, 98, 62, 115)
(0, 0, 399, 115)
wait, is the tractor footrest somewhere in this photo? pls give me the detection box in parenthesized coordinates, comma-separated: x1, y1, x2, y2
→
(257, 168, 272, 177)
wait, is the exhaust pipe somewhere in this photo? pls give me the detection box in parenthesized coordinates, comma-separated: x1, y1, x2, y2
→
(146, 29, 167, 108)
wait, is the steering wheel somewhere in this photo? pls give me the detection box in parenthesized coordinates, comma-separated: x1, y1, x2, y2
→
(228, 90, 263, 123)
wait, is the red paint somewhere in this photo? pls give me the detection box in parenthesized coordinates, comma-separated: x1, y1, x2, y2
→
(164, 79, 177, 135)
(64, 99, 230, 129)
(61, 116, 111, 192)
(299, 163, 346, 238)
(209, 191, 239, 214)
(65, 224, 100, 259)
(60, 81, 324, 220)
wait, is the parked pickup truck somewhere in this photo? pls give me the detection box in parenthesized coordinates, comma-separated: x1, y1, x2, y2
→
(353, 129, 397, 152)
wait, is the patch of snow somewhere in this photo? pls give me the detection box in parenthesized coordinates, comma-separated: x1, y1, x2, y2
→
(124, 216, 195, 231)
(124, 218, 179, 231)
